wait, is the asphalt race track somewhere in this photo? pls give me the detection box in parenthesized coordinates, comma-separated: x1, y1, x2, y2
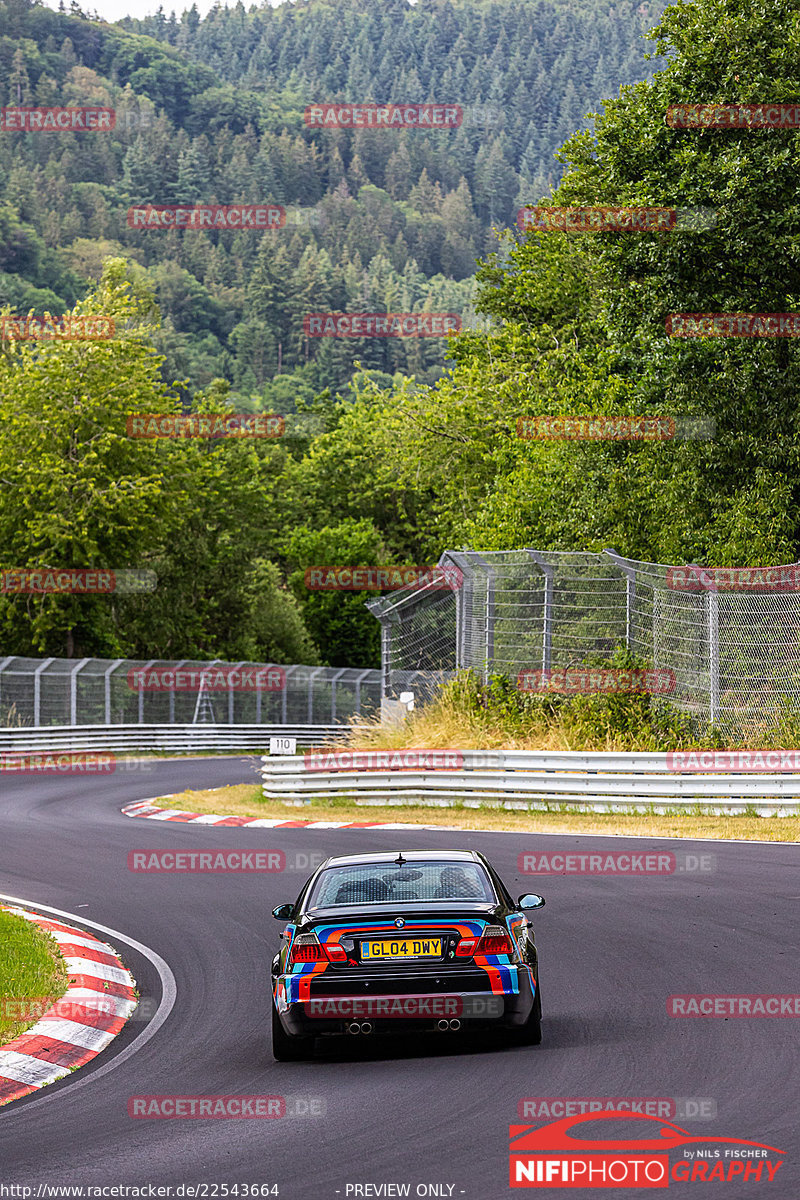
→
(1, 757, 798, 1197)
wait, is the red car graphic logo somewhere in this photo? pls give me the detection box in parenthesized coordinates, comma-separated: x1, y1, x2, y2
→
(510, 1111, 784, 1154)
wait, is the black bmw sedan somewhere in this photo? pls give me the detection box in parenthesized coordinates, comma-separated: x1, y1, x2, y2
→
(270, 848, 545, 1060)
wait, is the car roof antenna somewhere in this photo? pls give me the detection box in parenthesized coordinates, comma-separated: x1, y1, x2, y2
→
(393, 852, 407, 866)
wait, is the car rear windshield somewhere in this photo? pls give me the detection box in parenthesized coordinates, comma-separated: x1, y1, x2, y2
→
(306, 861, 495, 908)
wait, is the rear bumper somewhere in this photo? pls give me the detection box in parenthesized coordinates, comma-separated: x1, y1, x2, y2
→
(274, 968, 535, 1037)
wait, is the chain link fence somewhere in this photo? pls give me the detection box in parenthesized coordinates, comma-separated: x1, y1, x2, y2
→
(368, 549, 800, 731)
(0, 657, 380, 728)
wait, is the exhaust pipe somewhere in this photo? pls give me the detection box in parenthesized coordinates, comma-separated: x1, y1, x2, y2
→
(347, 1021, 374, 1035)
(360, 1021, 373, 1035)
(437, 1018, 450, 1031)
(448, 1018, 461, 1031)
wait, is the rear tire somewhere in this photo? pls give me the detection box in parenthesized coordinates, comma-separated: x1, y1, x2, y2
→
(509, 980, 542, 1046)
(272, 999, 313, 1061)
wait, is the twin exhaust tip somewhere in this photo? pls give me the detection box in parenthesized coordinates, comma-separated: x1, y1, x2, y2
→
(346, 1018, 462, 1034)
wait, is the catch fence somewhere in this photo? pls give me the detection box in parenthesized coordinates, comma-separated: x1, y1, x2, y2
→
(367, 550, 800, 731)
(0, 657, 381, 728)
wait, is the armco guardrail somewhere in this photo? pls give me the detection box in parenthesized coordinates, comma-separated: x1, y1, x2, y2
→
(0, 724, 352, 754)
(260, 749, 800, 814)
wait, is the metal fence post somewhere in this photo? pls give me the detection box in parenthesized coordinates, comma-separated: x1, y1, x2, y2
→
(0, 657, 13, 721)
(602, 548, 637, 652)
(329, 667, 346, 722)
(229, 662, 245, 724)
(69, 658, 90, 725)
(381, 620, 393, 699)
(354, 668, 372, 717)
(528, 552, 553, 672)
(708, 591, 720, 724)
(139, 661, 156, 724)
(653, 589, 659, 679)
(308, 667, 324, 724)
(465, 552, 495, 682)
(170, 660, 188, 724)
(104, 659, 124, 724)
(625, 574, 636, 650)
(33, 658, 54, 727)
(281, 665, 299, 724)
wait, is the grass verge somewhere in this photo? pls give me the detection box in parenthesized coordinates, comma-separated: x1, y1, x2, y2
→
(153, 784, 800, 842)
(0, 909, 69, 1044)
(342, 666, 800, 752)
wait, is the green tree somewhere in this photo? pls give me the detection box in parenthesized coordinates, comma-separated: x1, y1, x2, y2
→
(286, 518, 385, 667)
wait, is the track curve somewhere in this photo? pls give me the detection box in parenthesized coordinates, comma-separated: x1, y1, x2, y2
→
(1, 756, 798, 1197)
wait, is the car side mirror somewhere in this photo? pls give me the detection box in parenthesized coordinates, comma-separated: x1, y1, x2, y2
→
(518, 893, 545, 910)
(272, 902, 295, 920)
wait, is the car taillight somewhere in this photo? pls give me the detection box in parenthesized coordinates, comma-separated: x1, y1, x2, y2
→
(455, 937, 479, 957)
(476, 926, 513, 956)
(288, 934, 327, 964)
(289, 934, 349, 965)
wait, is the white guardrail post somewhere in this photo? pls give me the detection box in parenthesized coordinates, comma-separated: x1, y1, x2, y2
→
(260, 749, 800, 815)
